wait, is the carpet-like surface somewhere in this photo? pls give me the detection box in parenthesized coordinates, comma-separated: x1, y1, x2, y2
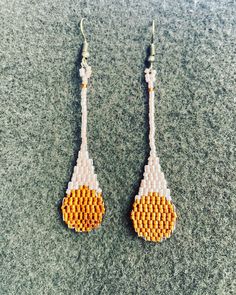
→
(1, 0, 235, 294)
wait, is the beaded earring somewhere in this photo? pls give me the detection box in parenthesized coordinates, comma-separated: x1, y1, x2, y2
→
(131, 21, 177, 242)
(61, 19, 105, 232)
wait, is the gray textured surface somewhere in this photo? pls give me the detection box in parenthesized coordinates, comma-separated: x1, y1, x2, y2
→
(1, 0, 236, 294)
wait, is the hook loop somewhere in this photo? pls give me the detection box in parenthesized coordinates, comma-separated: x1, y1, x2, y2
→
(80, 18, 89, 65)
(148, 20, 155, 68)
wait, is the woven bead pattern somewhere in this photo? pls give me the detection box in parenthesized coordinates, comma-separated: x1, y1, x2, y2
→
(61, 185, 105, 232)
(131, 66, 177, 242)
(61, 63, 105, 232)
(131, 193, 177, 242)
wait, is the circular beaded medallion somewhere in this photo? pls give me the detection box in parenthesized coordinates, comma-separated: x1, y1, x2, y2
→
(131, 193, 177, 242)
(61, 185, 105, 232)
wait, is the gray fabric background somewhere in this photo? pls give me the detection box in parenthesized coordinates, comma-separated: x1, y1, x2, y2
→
(0, 0, 235, 294)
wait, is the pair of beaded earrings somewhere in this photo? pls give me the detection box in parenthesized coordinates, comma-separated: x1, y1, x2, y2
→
(61, 19, 177, 243)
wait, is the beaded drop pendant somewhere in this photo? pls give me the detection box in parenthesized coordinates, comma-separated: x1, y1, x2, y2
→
(131, 68, 177, 242)
(61, 63, 105, 232)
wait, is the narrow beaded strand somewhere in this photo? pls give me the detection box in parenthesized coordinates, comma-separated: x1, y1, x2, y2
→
(145, 68, 157, 155)
(79, 63, 92, 150)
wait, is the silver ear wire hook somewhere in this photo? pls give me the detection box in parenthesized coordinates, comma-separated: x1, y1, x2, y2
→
(80, 18, 89, 65)
(148, 20, 155, 69)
